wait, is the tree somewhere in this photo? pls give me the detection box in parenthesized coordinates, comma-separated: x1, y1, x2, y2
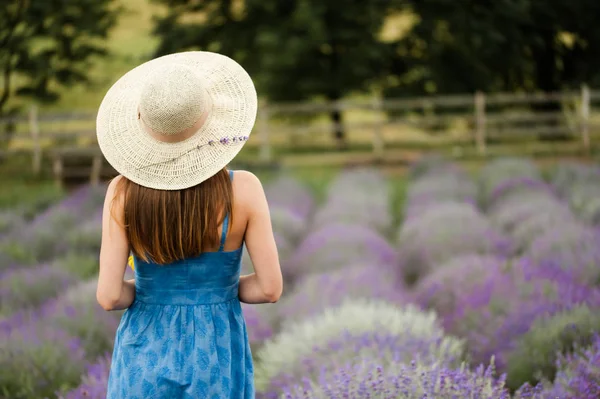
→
(153, 0, 395, 148)
(386, 0, 600, 96)
(0, 0, 119, 118)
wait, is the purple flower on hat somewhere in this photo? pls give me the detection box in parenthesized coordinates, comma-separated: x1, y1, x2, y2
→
(220, 137, 230, 144)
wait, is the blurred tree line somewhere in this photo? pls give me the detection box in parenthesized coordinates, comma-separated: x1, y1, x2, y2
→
(2, 0, 600, 145)
(152, 0, 600, 144)
(0, 0, 118, 151)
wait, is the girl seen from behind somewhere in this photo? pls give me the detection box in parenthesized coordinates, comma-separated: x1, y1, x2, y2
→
(95, 51, 283, 398)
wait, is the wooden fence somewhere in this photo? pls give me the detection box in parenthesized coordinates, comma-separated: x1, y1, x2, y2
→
(1, 85, 600, 184)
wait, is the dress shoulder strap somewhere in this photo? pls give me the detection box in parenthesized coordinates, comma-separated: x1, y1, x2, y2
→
(218, 170, 234, 251)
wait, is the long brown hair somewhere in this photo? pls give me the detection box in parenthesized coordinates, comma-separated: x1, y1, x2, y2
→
(112, 168, 233, 264)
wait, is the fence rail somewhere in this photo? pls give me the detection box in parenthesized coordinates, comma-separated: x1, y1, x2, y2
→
(1, 85, 599, 181)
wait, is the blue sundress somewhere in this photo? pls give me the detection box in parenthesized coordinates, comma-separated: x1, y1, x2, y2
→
(107, 170, 254, 398)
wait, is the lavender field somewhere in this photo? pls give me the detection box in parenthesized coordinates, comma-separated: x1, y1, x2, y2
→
(1, 157, 600, 398)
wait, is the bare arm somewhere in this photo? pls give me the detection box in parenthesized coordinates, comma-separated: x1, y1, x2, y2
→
(97, 176, 135, 311)
(237, 171, 283, 304)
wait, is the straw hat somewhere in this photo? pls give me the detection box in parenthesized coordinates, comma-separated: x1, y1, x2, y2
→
(96, 51, 257, 190)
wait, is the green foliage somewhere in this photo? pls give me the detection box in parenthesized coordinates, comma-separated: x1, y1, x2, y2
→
(505, 304, 600, 390)
(53, 253, 99, 280)
(152, 0, 394, 142)
(387, 0, 600, 97)
(0, 0, 120, 116)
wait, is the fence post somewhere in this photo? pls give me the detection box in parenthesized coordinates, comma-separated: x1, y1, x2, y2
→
(474, 91, 486, 156)
(29, 105, 42, 174)
(90, 154, 102, 186)
(258, 101, 271, 163)
(580, 84, 591, 154)
(372, 97, 385, 161)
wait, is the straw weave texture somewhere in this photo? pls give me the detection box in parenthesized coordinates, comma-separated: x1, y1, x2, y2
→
(96, 51, 257, 190)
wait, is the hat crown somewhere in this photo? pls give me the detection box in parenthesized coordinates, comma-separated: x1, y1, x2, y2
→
(139, 64, 208, 136)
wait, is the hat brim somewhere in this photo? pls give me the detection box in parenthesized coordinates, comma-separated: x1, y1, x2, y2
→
(96, 51, 257, 190)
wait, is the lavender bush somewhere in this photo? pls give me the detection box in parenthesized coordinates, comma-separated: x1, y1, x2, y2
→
(0, 323, 87, 398)
(525, 225, 600, 285)
(442, 258, 599, 384)
(313, 168, 391, 234)
(549, 161, 600, 196)
(478, 157, 541, 205)
(264, 176, 315, 220)
(59, 354, 111, 399)
(509, 211, 580, 251)
(0, 264, 75, 315)
(566, 182, 600, 225)
(281, 360, 545, 399)
(415, 254, 509, 317)
(485, 177, 556, 214)
(0, 208, 78, 264)
(45, 279, 120, 358)
(66, 218, 102, 255)
(255, 299, 465, 397)
(397, 202, 513, 284)
(404, 170, 477, 219)
(488, 195, 571, 235)
(504, 304, 600, 390)
(276, 265, 411, 322)
(242, 303, 275, 352)
(53, 252, 100, 279)
(543, 335, 600, 399)
(311, 197, 391, 234)
(270, 206, 307, 244)
(287, 223, 397, 280)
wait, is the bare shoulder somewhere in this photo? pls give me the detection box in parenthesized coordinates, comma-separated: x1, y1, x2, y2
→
(231, 170, 267, 209)
(231, 170, 262, 187)
(107, 175, 125, 193)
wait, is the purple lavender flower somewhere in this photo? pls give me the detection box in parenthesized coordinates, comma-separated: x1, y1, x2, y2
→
(280, 359, 545, 399)
(404, 173, 477, 219)
(0, 321, 87, 398)
(58, 354, 111, 399)
(488, 195, 572, 235)
(525, 224, 600, 285)
(264, 176, 315, 220)
(397, 202, 514, 285)
(255, 300, 464, 398)
(1, 279, 119, 360)
(242, 303, 274, 352)
(277, 264, 412, 322)
(509, 212, 581, 252)
(485, 177, 557, 213)
(66, 217, 102, 255)
(45, 279, 120, 358)
(269, 206, 307, 244)
(438, 256, 600, 388)
(0, 263, 76, 314)
(543, 335, 600, 399)
(504, 304, 600, 390)
(313, 168, 391, 234)
(414, 254, 508, 317)
(288, 223, 398, 281)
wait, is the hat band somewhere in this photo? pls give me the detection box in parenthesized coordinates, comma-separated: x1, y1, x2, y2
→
(136, 134, 250, 171)
(138, 109, 211, 144)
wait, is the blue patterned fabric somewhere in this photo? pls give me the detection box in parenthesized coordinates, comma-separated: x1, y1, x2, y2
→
(107, 171, 254, 398)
